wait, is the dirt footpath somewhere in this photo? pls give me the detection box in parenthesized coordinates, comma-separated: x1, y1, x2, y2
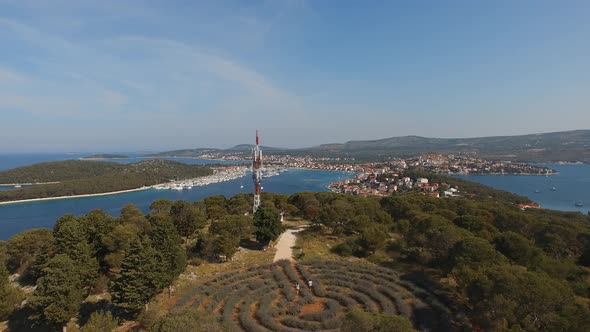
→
(273, 227, 305, 262)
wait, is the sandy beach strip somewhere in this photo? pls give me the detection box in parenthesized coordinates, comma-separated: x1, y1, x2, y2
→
(0, 186, 152, 205)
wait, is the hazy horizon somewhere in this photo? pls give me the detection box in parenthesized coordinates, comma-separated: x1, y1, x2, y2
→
(0, 128, 587, 154)
(1, 1, 589, 152)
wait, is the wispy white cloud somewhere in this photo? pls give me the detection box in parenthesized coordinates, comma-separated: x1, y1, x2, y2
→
(0, 9, 313, 149)
(0, 67, 30, 85)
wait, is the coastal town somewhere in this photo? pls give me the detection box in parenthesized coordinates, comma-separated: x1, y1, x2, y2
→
(324, 155, 551, 209)
(327, 170, 454, 198)
(169, 152, 554, 201)
(197, 151, 556, 175)
(323, 154, 553, 198)
(78, 148, 559, 205)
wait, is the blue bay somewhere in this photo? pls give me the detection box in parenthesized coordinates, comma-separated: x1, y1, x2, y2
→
(456, 163, 590, 214)
(0, 167, 351, 240)
(1, 154, 589, 241)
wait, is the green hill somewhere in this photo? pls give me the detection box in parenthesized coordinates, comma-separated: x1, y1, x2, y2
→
(145, 148, 221, 158)
(0, 159, 212, 202)
(147, 130, 590, 163)
(307, 129, 590, 162)
(0, 160, 121, 184)
(81, 154, 129, 159)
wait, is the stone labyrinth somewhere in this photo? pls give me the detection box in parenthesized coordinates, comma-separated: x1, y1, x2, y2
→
(173, 260, 460, 331)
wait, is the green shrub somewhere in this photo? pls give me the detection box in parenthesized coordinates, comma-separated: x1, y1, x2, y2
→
(137, 302, 166, 330)
(152, 309, 229, 332)
(332, 237, 359, 257)
(341, 308, 415, 332)
(80, 311, 118, 332)
(0, 283, 25, 320)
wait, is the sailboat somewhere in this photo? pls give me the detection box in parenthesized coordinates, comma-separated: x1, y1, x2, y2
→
(575, 201, 583, 207)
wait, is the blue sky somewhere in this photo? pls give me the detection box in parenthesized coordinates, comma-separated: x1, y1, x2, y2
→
(0, 0, 588, 152)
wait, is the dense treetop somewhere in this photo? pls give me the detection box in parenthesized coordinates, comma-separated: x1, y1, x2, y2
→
(0, 160, 121, 183)
(289, 191, 590, 330)
(1, 171, 589, 331)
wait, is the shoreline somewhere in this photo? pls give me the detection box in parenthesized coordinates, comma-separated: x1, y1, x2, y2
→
(0, 167, 351, 206)
(453, 172, 559, 176)
(0, 186, 152, 206)
(139, 156, 249, 162)
(0, 181, 60, 186)
(0, 167, 250, 205)
(79, 157, 129, 161)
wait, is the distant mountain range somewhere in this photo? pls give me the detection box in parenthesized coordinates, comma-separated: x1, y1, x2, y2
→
(146, 145, 280, 157)
(149, 130, 590, 163)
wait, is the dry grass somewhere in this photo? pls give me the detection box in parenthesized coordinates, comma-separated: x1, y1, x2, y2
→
(282, 217, 311, 228)
(295, 227, 342, 261)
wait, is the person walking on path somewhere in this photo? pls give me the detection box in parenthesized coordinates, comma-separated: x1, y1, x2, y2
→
(308, 280, 313, 289)
(296, 282, 300, 295)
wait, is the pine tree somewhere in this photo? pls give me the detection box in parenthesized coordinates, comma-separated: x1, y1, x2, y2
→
(31, 242, 54, 282)
(80, 311, 119, 332)
(253, 207, 285, 245)
(0, 259, 25, 320)
(0, 253, 9, 287)
(149, 214, 187, 288)
(170, 201, 206, 238)
(119, 204, 150, 234)
(212, 234, 240, 260)
(81, 209, 117, 260)
(110, 237, 161, 313)
(53, 216, 99, 290)
(29, 254, 84, 331)
(149, 199, 173, 215)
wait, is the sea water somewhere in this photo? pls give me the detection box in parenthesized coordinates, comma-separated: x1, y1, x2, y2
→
(1, 154, 588, 240)
(456, 163, 590, 214)
(0, 167, 352, 240)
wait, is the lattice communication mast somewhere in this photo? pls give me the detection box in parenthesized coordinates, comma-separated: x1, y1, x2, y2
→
(252, 130, 262, 213)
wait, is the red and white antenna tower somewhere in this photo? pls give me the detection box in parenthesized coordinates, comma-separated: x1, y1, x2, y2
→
(252, 130, 262, 213)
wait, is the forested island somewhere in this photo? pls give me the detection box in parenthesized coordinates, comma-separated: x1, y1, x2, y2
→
(80, 154, 130, 160)
(1, 173, 589, 331)
(0, 160, 212, 203)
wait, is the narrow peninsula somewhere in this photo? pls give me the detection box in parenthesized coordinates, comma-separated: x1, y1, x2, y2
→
(0, 159, 212, 204)
(80, 153, 130, 160)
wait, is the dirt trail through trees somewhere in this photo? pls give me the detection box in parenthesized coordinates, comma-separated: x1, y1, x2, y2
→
(273, 227, 305, 262)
